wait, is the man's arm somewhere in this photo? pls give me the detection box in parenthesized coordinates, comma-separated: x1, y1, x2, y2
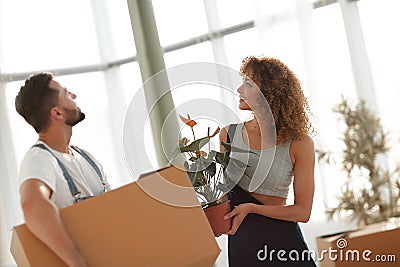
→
(20, 179, 88, 267)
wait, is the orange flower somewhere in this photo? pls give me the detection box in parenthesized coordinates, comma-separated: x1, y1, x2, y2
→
(179, 114, 197, 127)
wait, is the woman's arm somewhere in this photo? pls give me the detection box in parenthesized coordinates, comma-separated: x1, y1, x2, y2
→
(219, 126, 230, 203)
(224, 135, 315, 234)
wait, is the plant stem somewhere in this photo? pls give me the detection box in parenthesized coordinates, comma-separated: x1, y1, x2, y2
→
(215, 161, 223, 193)
(191, 127, 196, 140)
(388, 172, 394, 218)
(207, 127, 210, 154)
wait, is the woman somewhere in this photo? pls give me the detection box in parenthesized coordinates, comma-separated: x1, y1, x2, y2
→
(221, 56, 316, 266)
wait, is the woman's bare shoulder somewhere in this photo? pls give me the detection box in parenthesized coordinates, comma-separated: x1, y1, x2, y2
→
(219, 125, 229, 142)
(290, 134, 315, 152)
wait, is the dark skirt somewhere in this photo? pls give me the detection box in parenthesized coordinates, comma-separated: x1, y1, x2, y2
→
(228, 186, 317, 267)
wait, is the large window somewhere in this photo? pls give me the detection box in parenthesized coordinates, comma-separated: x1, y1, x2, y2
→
(358, 0, 400, 166)
(216, 0, 256, 28)
(0, 0, 140, 185)
(0, 0, 100, 72)
(163, 41, 214, 68)
(105, 0, 137, 59)
(312, 2, 358, 208)
(152, 0, 208, 46)
(224, 28, 262, 69)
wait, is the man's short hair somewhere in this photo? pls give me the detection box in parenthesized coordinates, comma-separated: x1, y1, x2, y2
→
(15, 73, 59, 133)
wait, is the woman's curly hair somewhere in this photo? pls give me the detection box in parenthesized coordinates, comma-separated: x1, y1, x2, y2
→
(240, 56, 314, 144)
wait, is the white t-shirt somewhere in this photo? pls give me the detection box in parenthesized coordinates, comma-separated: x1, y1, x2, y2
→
(19, 141, 111, 209)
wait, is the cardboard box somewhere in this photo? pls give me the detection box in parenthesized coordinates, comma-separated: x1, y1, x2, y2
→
(11, 165, 221, 267)
(316, 218, 400, 267)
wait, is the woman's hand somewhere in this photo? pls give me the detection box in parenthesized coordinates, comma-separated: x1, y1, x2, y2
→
(223, 203, 254, 235)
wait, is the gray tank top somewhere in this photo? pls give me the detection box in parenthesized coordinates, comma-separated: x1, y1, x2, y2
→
(227, 122, 294, 198)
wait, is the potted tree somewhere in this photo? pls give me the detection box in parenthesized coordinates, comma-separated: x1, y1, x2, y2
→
(318, 97, 400, 226)
(172, 114, 250, 236)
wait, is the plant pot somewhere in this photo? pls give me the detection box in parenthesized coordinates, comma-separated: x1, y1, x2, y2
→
(203, 200, 232, 237)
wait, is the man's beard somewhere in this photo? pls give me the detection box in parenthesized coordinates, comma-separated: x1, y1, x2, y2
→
(64, 107, 85, 126)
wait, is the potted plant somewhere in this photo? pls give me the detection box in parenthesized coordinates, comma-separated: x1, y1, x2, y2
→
(172, 114, 249, 236)
(317, 97, 400, 226)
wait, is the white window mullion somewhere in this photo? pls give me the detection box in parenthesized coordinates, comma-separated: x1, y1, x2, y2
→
(338, 0, 377, 110)
(203, 0, 238, 125)
(90, 0, 132, 184)
(203, 0, 228, 65)
(0, 0, 22, 262)
(0, 80, 22, 267)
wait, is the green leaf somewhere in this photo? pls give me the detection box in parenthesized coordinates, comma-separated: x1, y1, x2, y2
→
(205, 162, 216, 177)
(215, 152, 228, 167)
(178, 137, 189, 148)
(194, 171, 206, 187)
(188, 156, 197, 162)
(197, 157, 213, 172)
(220, 141, 231, 153)
(207, 150, 217, 161)
(180, 137, 210, 153)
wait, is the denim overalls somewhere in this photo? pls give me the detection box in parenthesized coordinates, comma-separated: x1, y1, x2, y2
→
(33, 144, 107, 204)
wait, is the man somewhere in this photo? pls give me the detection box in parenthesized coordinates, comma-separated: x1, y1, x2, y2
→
(15, 73, 111, 267)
